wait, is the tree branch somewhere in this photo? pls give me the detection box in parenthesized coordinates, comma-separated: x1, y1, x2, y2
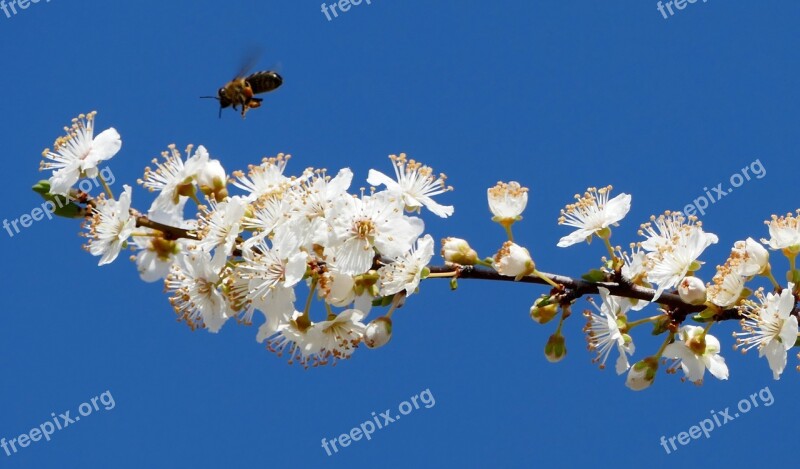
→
(427, 264, 741, 323)
(131, 213, 742, 323)
(135, 215, 197, 241)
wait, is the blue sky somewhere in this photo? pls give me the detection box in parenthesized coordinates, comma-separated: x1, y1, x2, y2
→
(1, 1, 798, 467)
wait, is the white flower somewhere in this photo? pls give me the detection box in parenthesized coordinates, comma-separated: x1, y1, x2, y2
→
(231, 153, 302, 201)
(493, 241, 534, 280)
(584, 287, 635, 374)
(264, 311, 320, 368)
(327, 192, 424, 276)
(639, 211, 690, 252)
(663, 325, 729, 384)
(242, 194, 290, 236)
(379, 234, 435, 297)
(642, 213, 718, 300)
(131, 204, 193, 282)
(165, 251, 232, 333)
(441, 237, 478, 265)
(40, 111, 121, 196)
(731, 238, 770, 277)
(306, 309, 367, 365)
(487, 181, 528, 224)
(706, 266, 746, 308)
(138, 144, 209, 215)
(84, 185, 136, 265)
(319, 270, 357, 307)
(557, 186, 631, 248)
(275, 168, 353, 250)
(678, 276, 707, 305)
(761, 211, 800, 253)
(253, 286, 297, 342)
(735, 285, 799, 380)
(231, 236, 307, 303)
(367, 154, 454, 218)
(197, 196, 247, 268)
(618, 243, 650, 311)
(132, 233, 178, 282)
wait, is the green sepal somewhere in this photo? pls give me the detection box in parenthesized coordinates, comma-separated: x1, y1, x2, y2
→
(371, 296, 394, 307)
(651, 316, 671, 335)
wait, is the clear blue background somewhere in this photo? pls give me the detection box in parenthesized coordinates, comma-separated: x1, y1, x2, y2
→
(0, 1, 797, 467)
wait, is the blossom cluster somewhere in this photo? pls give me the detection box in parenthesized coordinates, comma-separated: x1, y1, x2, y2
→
(485, 181, 799, 389)
(36, 111, 800, 389)
(39, 112, 453, 367)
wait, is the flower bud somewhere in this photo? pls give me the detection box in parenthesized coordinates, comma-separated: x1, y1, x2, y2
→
(441, 237, 478, 265)
(493, 241, 535, 280)
(197, 159, 228, 202)
(731, 237, 769, 277)
(544, 333, 567, 363)
(530, 296, 559, 324)
(678, 276, 707, 305)
(625, 357, 658, 391)
(365, 317, 392, 349)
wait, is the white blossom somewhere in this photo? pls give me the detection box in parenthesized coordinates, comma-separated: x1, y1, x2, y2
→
(557, 186, 631, 247)
(735, 285, 799, 380)
(664, 325, 729, 384)
(84, 185, 135, 265)
(40, 111, 121, 196)
(367, 154, 453, 218)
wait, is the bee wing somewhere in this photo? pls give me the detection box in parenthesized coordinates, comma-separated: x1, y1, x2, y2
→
(246, 71, 283, 95)
(233, 47, 263, 79)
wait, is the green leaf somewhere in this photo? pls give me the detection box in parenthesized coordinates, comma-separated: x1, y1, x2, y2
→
(32, 181, 85, 218)
(581, 269, 606, 283)
(696, 308, 717, 319)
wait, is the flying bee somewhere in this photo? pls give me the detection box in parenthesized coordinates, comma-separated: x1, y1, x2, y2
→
(202, 65, 283, 119)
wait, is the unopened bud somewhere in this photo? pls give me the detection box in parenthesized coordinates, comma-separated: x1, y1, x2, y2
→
(625, 357, 658, 391)
(678, 276, 707, 305)
(544, 333, 567, 363)
(530, 296, 559, 324)
(441, 237, 478, 265)
(365, 317, 392, 349)
(197, 159, 228, 202)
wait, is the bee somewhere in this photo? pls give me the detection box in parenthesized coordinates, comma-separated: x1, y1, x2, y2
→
(202, 61, 283, 119)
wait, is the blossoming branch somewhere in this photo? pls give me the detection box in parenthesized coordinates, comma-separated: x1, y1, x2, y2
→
(34, 111, 800, 390)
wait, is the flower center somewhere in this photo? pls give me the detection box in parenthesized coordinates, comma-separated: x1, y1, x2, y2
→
(354, 219, 375, 240)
